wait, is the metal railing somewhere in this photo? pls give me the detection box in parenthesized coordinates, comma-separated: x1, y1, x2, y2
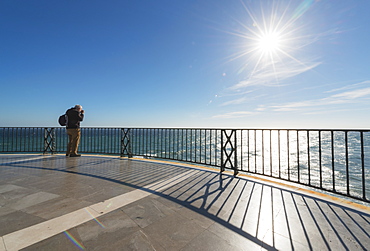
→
(0, 127, 369, 202)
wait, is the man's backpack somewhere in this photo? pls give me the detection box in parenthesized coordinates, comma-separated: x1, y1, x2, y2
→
(58, 114, 68, 126)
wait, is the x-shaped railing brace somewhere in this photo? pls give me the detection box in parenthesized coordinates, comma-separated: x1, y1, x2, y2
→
(121, 128, 133, 158)
(221, 129, 238, 176)
(43, 128, 55, 154)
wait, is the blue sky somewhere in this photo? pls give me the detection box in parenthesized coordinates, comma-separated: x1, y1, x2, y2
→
(1, 0, 369, 129)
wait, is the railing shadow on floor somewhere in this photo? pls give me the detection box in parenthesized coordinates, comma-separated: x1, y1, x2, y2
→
(1, 155, 369, 250)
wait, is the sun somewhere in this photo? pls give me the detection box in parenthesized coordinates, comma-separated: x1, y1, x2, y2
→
(257, 31, 282, 54)
(221, 0, 321, 87)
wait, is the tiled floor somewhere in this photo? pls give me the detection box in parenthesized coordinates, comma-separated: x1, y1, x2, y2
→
(0, 154, 369, 250)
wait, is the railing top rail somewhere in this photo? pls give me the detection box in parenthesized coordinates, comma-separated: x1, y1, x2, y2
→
(1, 127, 370, 132)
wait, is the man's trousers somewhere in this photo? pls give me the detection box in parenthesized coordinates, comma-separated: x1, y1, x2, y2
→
(66, 128, 81, 155)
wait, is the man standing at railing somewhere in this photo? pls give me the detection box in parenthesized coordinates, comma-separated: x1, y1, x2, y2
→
(66, 105, 84, 157)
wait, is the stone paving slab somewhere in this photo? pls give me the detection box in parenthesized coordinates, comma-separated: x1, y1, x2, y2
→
(0, 154, 369, 250)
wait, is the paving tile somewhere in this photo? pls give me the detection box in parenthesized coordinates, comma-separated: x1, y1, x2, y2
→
(206, 221, 270, 251)
(176, 206, 215, 229)
(142, 213, 207, 250)
(22, 196, 92, 220)
(7, 191, 60, 211)
(122, 197, 175, 228)
(110, 230, 164, 251)
(75, 209, 141, 250)
(273, 232, 310, 251)
(0, 186, 36, 204)
(0, 184, 24, 194)
(21, 228, 83, 251)
(0, 211, 44, 236)
(0, 237, 5, 251)
(0, 205, 15, 217)
(181, 228, 254, 251)
(2, 207, 100, 251)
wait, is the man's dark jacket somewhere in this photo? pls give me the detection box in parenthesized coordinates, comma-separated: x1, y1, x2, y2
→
(66, 108, 84, 129)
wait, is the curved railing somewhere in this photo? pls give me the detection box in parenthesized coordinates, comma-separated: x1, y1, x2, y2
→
(0, 127, 369, 203)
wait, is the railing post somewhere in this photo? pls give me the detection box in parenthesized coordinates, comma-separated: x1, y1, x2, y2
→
(43, 128, 55, 154)
(121, 128, 132, 158)
(221, 129, 238, 176)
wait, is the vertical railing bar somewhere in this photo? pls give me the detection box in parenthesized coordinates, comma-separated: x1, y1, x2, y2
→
(156, 128, 158, 158)
(173, 129, 176, 160)
(194, 129, 196, 163)
(331, 131, 335, 192)
(19, 127, 23, 152)
(319, 130, 322, 189)
(262, 130, 264, 175)
(137, 128, 140, 156)
(200, 129, 202, 163)
(14, 128, 17, 152)
(190, 129, 193, 162)
(215, 129, 218, 166)
(234, 129, 238, 176)
(221, 129, 224, 172)
(247, 130, 250, 172)
(22, 127, 26, 152)
(210, 130, 212, 165)
(164, 128, 166, 159)
(145, 128, 148, 157)
(11, 128, 13, 152)
(108, 128, 111, 153)
(166, 129, 169, 159)
(179, 129, 182, 161)
(270, 130, 272, 176)
(202, 129, 205, 164)
(160, 129, 163, 158)
(171, 129, 174, 160)
(163, 128, 165, 158)
(99, 128, 102, 153)
(360, 131, 366, 200)
(141, 128, 143, 156)
(254, 130, 257, 173)
(143, 128, 145, 157)
(287, 130, 290, 181)
(185, 129, 188, 161)
(100, 128, 103, 153)
(152, 128, 154, 158)
(95, 128, 103, 153)
(176, 129, 178, 160)
(24, 127, 26, 152)
(241, 130, 243, 171)
(297, 130, 300, 183)
(206, 129, 209, 165)
(307, 130, 311, 186)
(209, 129, 211, 165)
(141, 129, 144, 156)
(31, 127, 34, 152)
(195, 129, 198, 163)
(181, 129, 184, 161)
(104, 128, 106, 153)
(105, 128, 108, 153)
(278, 130, 281, 178)
(165, 129, 168, 159)
(148, 128, 151, 157)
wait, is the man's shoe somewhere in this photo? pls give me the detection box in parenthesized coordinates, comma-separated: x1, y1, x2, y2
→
(70, 154, 81, 157)
(66, 154, 69, 157)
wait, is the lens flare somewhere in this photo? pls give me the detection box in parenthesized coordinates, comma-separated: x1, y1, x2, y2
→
(84, 208, 106, 229)
(64, 230, 85, 250)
